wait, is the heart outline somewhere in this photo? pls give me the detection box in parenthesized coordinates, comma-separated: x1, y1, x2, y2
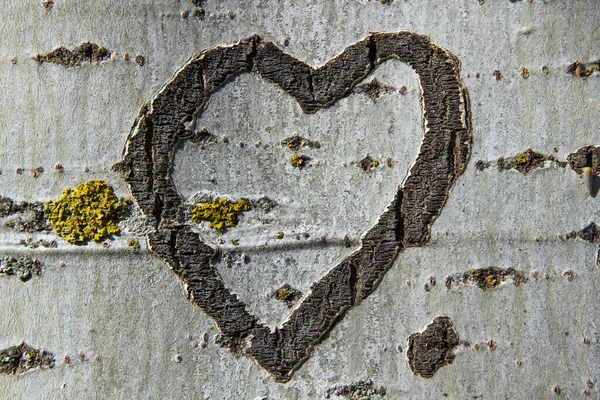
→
(114, 32, 472, 382)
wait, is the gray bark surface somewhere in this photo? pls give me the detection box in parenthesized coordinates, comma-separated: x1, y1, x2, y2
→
(0, 1, 599, 399)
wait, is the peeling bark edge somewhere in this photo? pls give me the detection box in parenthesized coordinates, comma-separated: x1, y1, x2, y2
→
(115, 32, 472, 382)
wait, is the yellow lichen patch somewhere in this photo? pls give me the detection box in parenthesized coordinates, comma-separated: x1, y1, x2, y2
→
(515, 152, 529, 165)
(191, 197, 250, 232)
(290, 154, 311, 169)
(44, 180, 129, 245)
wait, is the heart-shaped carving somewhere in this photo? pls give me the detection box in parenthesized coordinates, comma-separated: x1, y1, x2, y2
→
(115, 32, 472, 382)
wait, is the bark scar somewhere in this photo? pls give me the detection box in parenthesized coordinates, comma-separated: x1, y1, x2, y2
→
(115, 32, 472, 382)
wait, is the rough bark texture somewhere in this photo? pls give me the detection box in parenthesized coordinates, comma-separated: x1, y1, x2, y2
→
(115, 32, 471, 382)
(407, 316, 459, 379)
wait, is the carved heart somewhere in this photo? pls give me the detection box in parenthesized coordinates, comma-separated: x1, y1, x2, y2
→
(115, 32, 472, 382)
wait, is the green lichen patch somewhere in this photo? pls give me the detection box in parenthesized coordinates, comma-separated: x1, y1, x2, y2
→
(191, 197, 250, 232)
(35, 42, 111, 67)
(290, 154, 311, 169)
(0, 256, 43, 282)
(44, 180, 129, 245)
(461, 267, 527, 291)
(0, 342, 55, 375)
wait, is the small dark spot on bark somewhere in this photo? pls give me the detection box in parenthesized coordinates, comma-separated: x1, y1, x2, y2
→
(18, 238, 57, 249)
(459, 267, 527, 290)
(128, 239, 140, 251)
(445, 276, 453, 289)
(493, 69, 502, 81)
(344, 235, 352, 248)
(0, 343, 55, 375)
(564, 222, 600, 243)
(281, 134, 320, 151)
(407, 316, 460, 379)
(135, 55, 146, 66)
(282, 37, 290, 47)
(399, 85, 407, 95)
(190, 0, 205, 6)
(542, 65, 549, 74)
(358, 155, 380, 172)
(491, 148, 565, 174)
(251, 196, 278, 213)
(567, 60, 600, 78)
(180, 127, 218, 146)
(194, 8, 205, 19)
(31, 166, 43, 178)
(587, 380, 595, 389)
(563, 269, 575, 281)
(520, 67, 529, 79)
(354, 78, 395, 101)
(36, 42, 111, 67)
(273, 283, 302, 307)
(55, 163, 64, 173)
(487, 340, 496, 351)
(554, 385, 561, 395)
(475, 160, 491, 171)
(324, 379, 386, 399)
(42, 0, 54, 10)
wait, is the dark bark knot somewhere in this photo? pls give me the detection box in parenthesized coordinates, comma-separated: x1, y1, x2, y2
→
(114, 32, 472, 382)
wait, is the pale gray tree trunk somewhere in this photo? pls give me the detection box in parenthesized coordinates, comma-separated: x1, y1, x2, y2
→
(0, 1, 599, 399)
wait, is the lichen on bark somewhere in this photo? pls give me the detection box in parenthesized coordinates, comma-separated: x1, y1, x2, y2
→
(44, 180, 128, 244)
